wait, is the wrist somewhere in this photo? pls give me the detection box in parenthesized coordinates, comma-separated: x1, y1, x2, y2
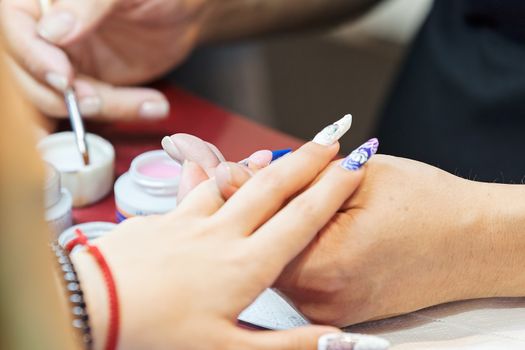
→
(473, 182, 525, 297)
(71, 251, 109, 350)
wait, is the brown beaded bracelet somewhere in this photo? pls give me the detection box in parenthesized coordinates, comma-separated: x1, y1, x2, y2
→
(51, 241, 93, 349)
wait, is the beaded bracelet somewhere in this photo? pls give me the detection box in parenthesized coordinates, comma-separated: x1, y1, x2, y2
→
(51, 241, 93, 349)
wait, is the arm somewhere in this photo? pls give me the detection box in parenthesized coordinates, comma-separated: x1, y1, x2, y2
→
(200, 0, 382, 43)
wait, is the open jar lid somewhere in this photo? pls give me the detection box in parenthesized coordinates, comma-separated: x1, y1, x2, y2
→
(129, 150, 182, 196)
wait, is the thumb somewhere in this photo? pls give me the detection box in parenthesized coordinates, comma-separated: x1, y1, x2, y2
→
(235, 327, 391, 350)
(37, 0, 118, 45)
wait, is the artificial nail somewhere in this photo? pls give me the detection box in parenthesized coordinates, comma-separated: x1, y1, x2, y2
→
(37, 11, 76, 43)
(139, 101, 169, 119)
(161, 136, 183, 161)
(318, 332, 390, 350)
(341, 138, 379, 171)
(313, 114, 353, 146)
(45, 72, 69, 92)
(79, 96, 102, 116)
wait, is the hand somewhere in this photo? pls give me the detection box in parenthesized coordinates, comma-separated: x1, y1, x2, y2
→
(167, 136, 515, 327)
(276, 155, 514, 326)
(72, 141, 369, 349)
(1, 0, 208, 120)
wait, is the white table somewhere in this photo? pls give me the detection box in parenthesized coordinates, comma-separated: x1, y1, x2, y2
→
(345, 298, 525, 349)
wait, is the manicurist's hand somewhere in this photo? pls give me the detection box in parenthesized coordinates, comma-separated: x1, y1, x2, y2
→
(1, 0, 208, 120)
(71, 140, 379, 350)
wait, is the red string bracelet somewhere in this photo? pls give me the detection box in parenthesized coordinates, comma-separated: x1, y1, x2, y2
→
(67, 229, 120, 350)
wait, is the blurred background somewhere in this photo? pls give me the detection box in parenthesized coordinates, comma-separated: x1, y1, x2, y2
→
(170, 0, 432, 154)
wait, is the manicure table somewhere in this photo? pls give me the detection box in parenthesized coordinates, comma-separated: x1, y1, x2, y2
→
(72, 85, 525, 349)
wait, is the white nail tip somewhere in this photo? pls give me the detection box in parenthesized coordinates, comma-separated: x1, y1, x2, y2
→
(318, 333, 390, 350)
(313, 114, 353, 146)
(140, 101, 169, 119)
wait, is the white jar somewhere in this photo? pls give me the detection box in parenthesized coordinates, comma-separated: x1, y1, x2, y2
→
(59, 222, 117, 254)
(38, 132, 115, 207)
(114, 150, 181, 222)
(44, 163, 73, 237)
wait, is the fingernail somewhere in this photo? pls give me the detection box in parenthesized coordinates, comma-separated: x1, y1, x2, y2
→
(79, 96, 102, 117)
(37, 11, 76, 43)
(139, 101, 169, 119)
(162, 136, 183, 161)
(45, 72, 69, 92)
(341, 138, 379, 171)
(248, 150, 273, 169)
(313, 114, 353, 146)
(216, 162, 233, 185)
(318, 333, 390, 350)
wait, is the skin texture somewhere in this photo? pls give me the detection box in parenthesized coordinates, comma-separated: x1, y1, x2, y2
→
(166, 134, 525, 328)
(0, 0, 379, 120)
(72, 141, 368, 349)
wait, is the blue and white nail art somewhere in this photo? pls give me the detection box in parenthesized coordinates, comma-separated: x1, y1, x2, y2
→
(341, 138, 379, 171)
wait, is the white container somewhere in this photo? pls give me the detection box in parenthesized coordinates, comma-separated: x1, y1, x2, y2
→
(44, 163, 73, 236)
(59, 222, 117, 254)
(114, 150, 181, 222)
(38, 132, 115, 207)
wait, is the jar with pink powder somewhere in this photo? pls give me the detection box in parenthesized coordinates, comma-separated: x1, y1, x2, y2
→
(114, 150, 182, 222)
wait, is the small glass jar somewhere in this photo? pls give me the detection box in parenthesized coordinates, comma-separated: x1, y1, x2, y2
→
(59, 222, 117, 254)
(44, 163, 73, 237)
(114, 150, 181, 222)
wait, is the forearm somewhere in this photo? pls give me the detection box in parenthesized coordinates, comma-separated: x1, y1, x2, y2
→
(199, 0, 381, 43)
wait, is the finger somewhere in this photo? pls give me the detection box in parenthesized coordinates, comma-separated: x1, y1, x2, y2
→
(233, 326, 339, 350)
(74, 77, 169, 120)
(214, 141, 340, 235)
(1, 0, 74, 91)
(162, 134, 223, 176)
(215, 162, 253, 200)
(36, 0, 118, 45)
(249, 139, 379, 271)
(7, 56, 68, 117)
(247, 150, 273, 171)
(173, 179, 225, 218)
(177, 161, 210, 203)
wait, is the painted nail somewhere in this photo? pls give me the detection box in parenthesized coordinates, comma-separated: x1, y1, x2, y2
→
(161, 136, 183, 162)
(37, 11, 76, 43)
(318, 333, 390, 350)
(45, 72, 69, 92)
(139, 101, 169, 119)
(341, 138, 379, 171)
(313, 114, 353, 146)
(79, 96, 102, 117)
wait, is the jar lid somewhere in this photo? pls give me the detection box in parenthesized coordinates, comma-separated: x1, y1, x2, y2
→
(58, 222, 117, 254)
(130, 150, 182, 196)
(38, 132, 115, 207)
(44, 163, 61, 208)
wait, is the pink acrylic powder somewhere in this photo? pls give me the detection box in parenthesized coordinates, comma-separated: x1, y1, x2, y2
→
(138, 159, 181, 179)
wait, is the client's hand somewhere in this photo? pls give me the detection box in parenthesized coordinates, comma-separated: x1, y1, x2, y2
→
(1, 0, 208, 120)
(164, 135, 509, 328)
(71, 141, 368, 349)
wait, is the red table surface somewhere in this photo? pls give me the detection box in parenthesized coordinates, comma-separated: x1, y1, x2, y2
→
(73, 85, 303, 224)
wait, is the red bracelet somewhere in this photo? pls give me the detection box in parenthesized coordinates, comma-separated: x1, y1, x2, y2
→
(67, 229, 120, 350)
